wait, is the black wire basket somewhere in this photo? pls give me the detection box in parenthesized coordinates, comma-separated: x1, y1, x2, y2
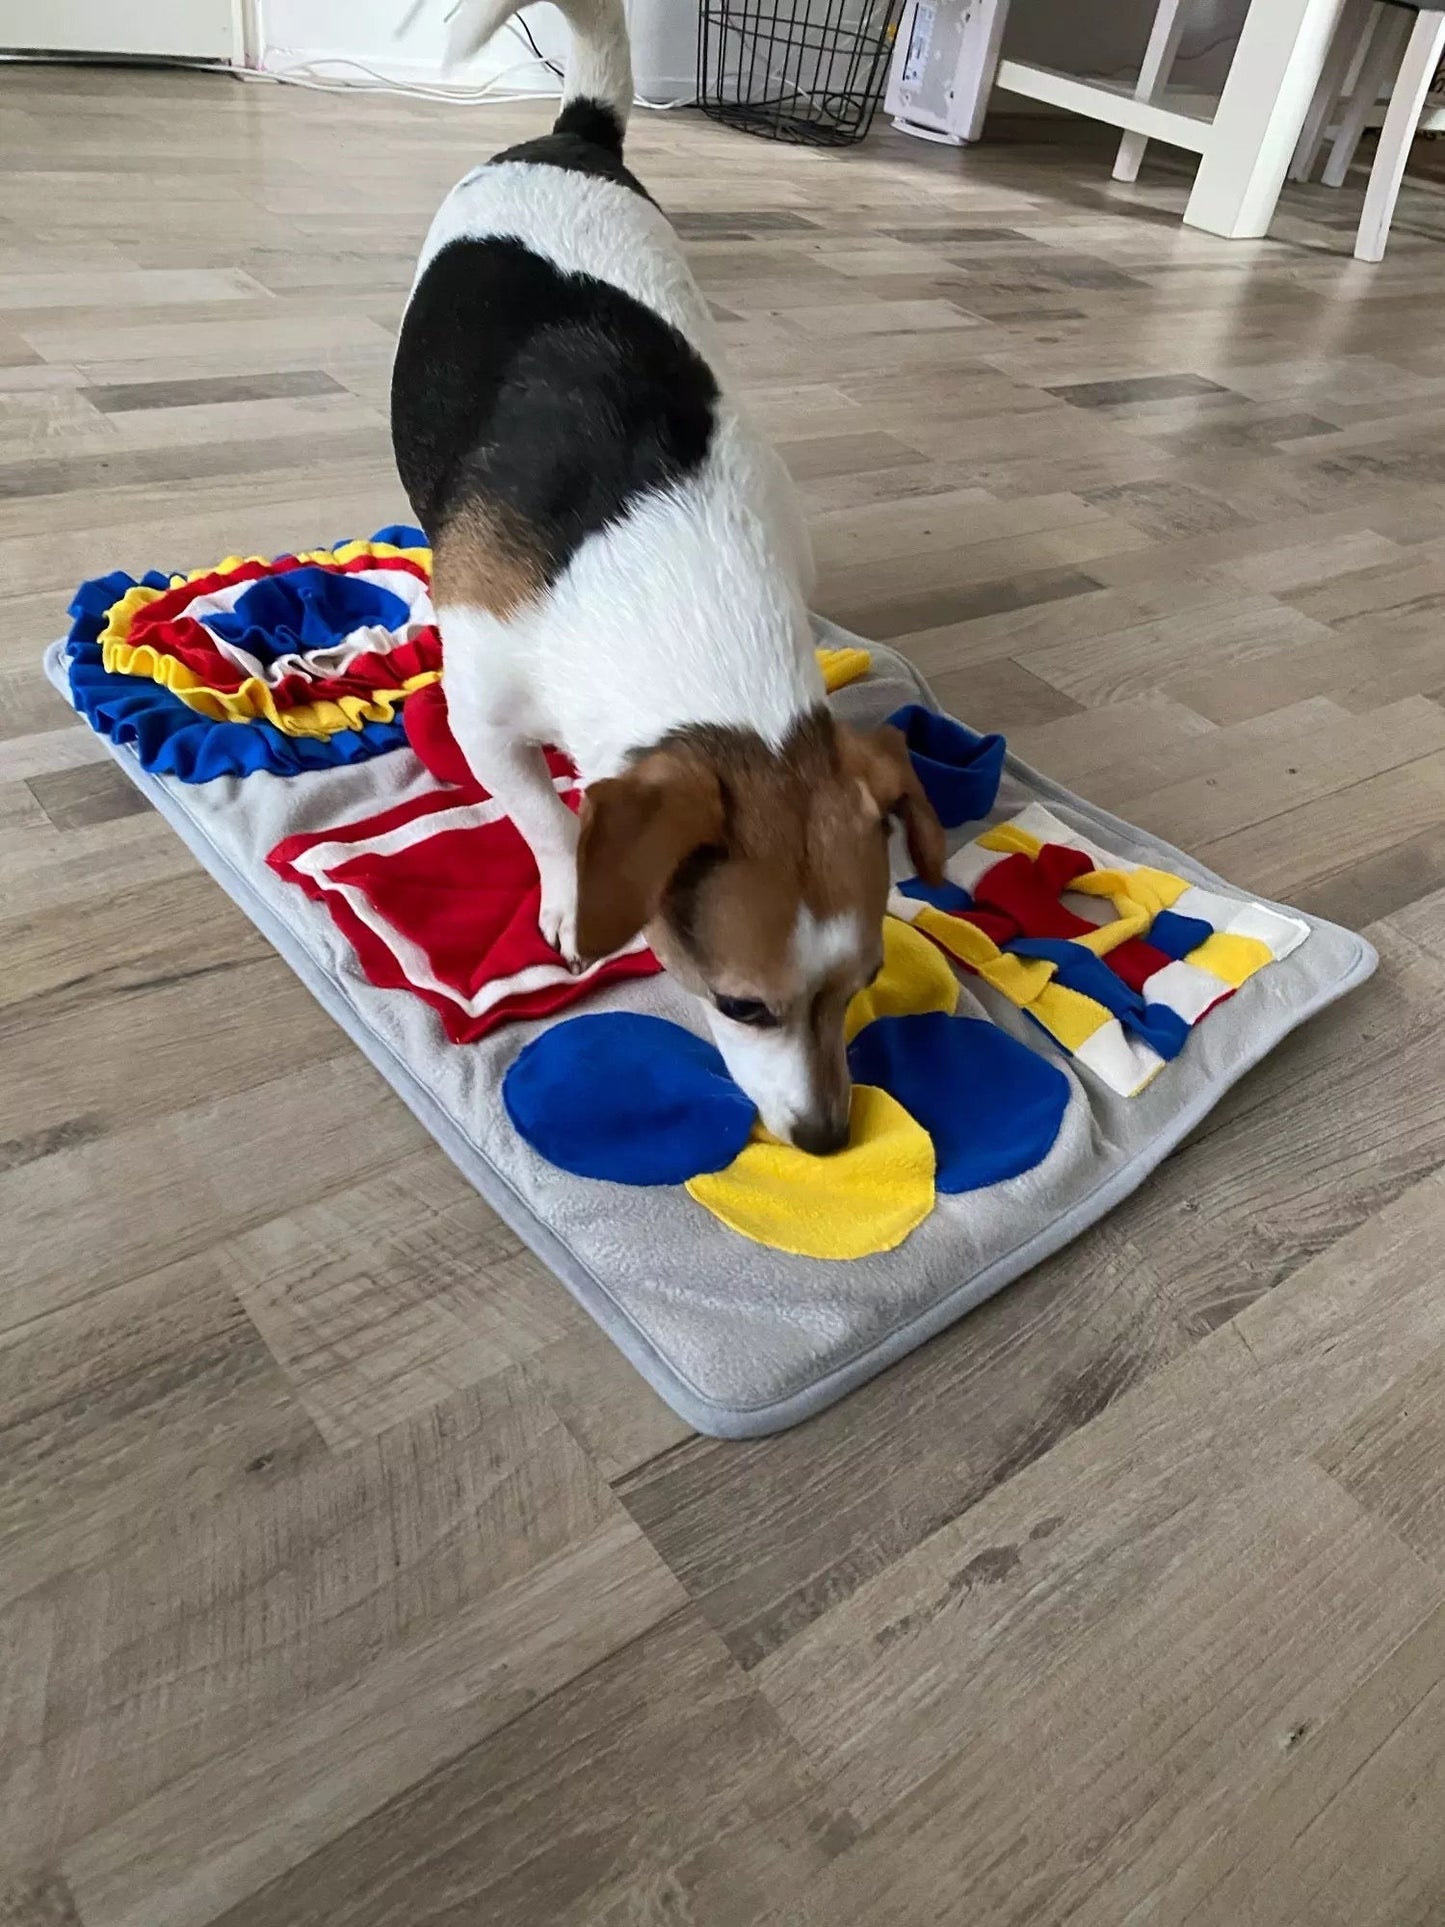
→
(697, 0, 904, 148)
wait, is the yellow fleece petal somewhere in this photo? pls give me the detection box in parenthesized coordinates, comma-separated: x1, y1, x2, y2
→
(844, 914, 958, 1043)
(687, 1085, 934, 1259)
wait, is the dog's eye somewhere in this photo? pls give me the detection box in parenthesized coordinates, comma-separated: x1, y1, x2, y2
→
(714, 994, 778, 1029)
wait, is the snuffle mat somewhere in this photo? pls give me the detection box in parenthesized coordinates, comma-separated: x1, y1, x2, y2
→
(46, 527, 1377, 1437)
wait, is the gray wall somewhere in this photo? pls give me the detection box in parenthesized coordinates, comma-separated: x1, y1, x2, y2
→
(1003, 0, 1249, 88)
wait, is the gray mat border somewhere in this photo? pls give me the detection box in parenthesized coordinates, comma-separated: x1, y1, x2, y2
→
(46, 639, 1378, 1438)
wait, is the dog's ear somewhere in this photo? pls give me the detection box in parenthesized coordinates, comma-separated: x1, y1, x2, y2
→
(842, 723, 946, 886)
(574, 752, 725, 960)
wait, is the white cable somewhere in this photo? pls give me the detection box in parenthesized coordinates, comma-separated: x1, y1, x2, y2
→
(236, 50, 559, 104)
(244, 56, 692, 109)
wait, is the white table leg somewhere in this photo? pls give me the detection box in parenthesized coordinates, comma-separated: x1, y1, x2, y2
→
(1114, 0, 1191, 182)
(1291, 0, 1376, 179)
(1323, 1, 1411, 184)
(1184, 0, 1349, 237)
(1356, 9, 1445, 259)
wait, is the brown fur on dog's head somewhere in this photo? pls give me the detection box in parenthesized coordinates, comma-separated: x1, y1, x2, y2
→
(574, 709, 945, 1152)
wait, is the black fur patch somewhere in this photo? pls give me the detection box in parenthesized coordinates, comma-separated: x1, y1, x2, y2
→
(391, 237, 719, 577)
(553, 97, 627, 153)
(493, 98, 650, 199)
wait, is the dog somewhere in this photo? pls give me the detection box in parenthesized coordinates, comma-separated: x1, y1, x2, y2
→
(391, 0, 945, 1153)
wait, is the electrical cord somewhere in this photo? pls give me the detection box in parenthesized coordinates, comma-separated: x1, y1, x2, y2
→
(1095, 23, 1257, 83)
(235, 45, 557, 102)
(512, 12, 563, 80)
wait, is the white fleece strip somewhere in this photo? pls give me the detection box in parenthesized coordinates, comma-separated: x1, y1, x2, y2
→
(1073, 1019, 1167, 1097)
(1172, 885, 1310, 961)
(1142, 958, 1234, 1025)
(1003, 801, 1125, 873)
(945, 840, 1007, 895)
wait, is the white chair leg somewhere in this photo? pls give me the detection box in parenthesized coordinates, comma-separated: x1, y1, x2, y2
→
(1185, 0, 1349, 239)
(1357, 9, 1445, 258)
(1113, 0, 1190, 182)
(1322, 1, 1412, 184)
(1291, 0, 1376, 178)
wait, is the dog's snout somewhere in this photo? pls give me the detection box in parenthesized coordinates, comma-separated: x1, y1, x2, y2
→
(790, 1111, 851, 1157)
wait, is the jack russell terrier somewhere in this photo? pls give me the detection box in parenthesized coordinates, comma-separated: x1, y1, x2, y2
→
(391, 0, 945, 1153)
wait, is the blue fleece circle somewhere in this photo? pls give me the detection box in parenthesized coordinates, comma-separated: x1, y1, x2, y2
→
(848, 1011, 1069, 1192)
(205, 567, 414, 663)
(503, 1013, 757, 1185)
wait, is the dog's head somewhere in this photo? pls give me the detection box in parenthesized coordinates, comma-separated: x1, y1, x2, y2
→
(574, 710, 945, 1153)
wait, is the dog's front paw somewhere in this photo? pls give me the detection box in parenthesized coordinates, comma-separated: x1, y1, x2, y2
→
(537, 864, 582, 972)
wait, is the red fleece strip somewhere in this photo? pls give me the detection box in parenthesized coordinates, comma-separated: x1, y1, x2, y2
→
(969, 845, 1174, 988)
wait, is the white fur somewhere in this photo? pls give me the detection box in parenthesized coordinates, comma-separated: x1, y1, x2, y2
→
(404, 0, 821, 1017)
(792, 907, 864, 979)
(438, 407, 818, 787)
(414, 163, 713, 352)
(415, 127, 822, 788)
(705, 1014, 821, 1145)
(699, 910, 865, 1142)
(442, 0, 633, 119)
(441, 606, 583, 959)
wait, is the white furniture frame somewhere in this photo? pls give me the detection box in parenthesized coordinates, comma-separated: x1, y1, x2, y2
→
(1357, 8, 1445, 255)
(886, 0, 1352, 239)
(1292, 0, 1445, 259)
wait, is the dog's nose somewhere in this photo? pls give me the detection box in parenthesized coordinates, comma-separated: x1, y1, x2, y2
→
(791, 1112, 851, 1157)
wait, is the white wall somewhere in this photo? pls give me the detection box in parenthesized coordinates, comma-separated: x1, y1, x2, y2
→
(253, 0, 1246, 110)
(253, 0, 697, 101)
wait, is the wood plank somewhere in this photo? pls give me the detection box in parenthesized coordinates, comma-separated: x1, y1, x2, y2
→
(5, 1373, 671, 1881)
(205, 1609, 853, 1927)
(1016, 594, 1337, 709)
(754, 1466, 1441, 1927)
(532, 1313, 693, 1484)
(0, 869, 271, 1015)
(1292, 823, 1445, 932)
(0, 1054, 428, 1331)
(216, 1151, 577, 1449)
(620, 1224, 1191, 1667)
(749, 1168, 1445, 1906)
(1111, 695, 1445, 846)
(1316, 1347, 1445, 1575)
(1008, 692, 1219, 788)
(0, 1245, 326, 1605)
(1120, 1599, 1445, 1926)
(0, 1877, 84, 1927)
(1196, 752, 1445, 901)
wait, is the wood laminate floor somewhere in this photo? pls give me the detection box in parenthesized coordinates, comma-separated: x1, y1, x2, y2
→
(4, 61, 1445, 1927)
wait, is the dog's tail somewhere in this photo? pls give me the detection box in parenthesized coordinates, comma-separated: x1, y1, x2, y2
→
(443, 0, 634, 144)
